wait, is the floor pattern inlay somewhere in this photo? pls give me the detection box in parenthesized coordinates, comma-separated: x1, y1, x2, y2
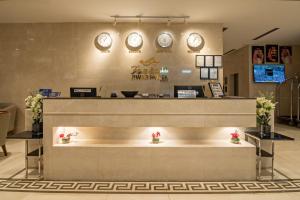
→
(1, 179, 300, 193)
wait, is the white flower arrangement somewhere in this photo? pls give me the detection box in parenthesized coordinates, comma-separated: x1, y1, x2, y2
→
(256, 96, 276, 126)
(25, 93, 44, 124)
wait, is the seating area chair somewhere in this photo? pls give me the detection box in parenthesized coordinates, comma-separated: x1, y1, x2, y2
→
(0, 111, 9, 156)
(0, 103, 17, 133)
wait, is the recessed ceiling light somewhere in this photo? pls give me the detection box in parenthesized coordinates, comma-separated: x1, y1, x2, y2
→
(252, 28, 280, 40)
(223, 49, 236, 55)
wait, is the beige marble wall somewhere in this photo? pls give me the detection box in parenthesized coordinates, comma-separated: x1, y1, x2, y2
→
(0, 22, 223, 133)
(223, 46, 250, 97)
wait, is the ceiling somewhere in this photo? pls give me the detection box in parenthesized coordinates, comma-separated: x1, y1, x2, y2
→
(0, 0, 300, 53)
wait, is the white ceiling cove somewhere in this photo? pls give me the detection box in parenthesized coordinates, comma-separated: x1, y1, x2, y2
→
(0, 0, 300, 52)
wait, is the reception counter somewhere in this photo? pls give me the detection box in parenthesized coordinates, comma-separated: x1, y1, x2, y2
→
(43, 98, 257, 181)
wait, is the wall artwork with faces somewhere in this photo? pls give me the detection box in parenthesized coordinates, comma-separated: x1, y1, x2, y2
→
(252, 45, 292, 64)
(266, 44, 279, 63)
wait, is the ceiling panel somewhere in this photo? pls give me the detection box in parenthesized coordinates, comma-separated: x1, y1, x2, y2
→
(0, 0, 299, 52)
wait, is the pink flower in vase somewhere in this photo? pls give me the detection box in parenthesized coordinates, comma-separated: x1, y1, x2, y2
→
(151, 131, 161, 144)
(59, 133, 64, 138)
(156, 131, 160, 138)
(231, 133, 239, 139)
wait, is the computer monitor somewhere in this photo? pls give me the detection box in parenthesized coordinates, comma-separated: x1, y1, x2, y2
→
(174, 85, 205, 98)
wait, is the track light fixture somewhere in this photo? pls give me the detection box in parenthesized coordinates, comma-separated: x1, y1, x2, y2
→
(110, 15, 189, 24)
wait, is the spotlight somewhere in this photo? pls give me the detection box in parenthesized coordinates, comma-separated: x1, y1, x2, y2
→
(167, 18, 171, 26)
(113, 17, 117, 26)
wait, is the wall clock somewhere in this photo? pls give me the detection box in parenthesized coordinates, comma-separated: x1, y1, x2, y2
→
(157, 32, 173, 48)
(126, 32, 143, 49)
(187, 33, 203, 49)
(96, 32, 112, 49)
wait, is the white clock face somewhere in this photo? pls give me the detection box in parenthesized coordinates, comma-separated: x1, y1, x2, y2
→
(157, 32, 173, 48)
(187, 33, 203, 49)
(127, 32, 143, 48)
(97, 32, 112, 48)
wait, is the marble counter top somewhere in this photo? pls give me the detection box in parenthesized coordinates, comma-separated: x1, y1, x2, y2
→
(44, 96, 255, 100)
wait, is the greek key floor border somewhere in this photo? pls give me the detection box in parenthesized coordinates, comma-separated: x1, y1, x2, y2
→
(1, 179, 300, 194)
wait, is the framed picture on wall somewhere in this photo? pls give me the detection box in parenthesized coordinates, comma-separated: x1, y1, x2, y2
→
(209, 68, 218, 80)
(214, 55, 222, 67)
(196, 55, 223, 68)
(196, 55, 205, 67)
(266, 44, 279, 63)
(200, 68, 209, 79)
(205, 55, 214, 67)
(279, 46, 292, 64)
(252, 46, 265, 64)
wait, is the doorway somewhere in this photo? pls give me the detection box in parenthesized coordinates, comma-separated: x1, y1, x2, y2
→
(229, 73, 239, 96)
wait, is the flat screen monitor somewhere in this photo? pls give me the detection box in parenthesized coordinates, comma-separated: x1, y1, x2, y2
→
(174, 85, 205, 98)
(70, 87, 97, 97)
(253, 64, 286, 83)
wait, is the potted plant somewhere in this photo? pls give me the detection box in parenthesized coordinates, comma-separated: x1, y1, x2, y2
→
(25, 93, 44, 134)
(230, 130, 240, 144)
(256, 95, 276, 136)
(152, 131, 161, 144)
(58, 133, 71, 144)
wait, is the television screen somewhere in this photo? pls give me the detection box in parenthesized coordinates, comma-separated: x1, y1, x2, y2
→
(253, 64, 286, 83)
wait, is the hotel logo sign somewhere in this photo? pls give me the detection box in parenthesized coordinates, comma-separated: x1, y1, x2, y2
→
(131, 57, 162, 81)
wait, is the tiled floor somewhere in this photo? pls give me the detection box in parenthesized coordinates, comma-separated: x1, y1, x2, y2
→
(0, 123, 300, 199)
(1, 192, 300, 200)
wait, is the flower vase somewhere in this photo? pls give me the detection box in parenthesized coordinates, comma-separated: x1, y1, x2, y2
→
(32, 122, 43, 134)
(264, 125, 271, 134)
(259, 125, 264, 138)
(152, 138, 159, 144)
(259, 124, 271, 138)
(60, 137, 70, 144)
(231, 138, 240, 144)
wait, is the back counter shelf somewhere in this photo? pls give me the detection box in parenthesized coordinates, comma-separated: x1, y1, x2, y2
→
(53, 139, 254, 148)
(43, 98, 257, 181)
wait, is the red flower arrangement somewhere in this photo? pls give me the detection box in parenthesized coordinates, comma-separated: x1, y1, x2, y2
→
(230, 131, 240, 144)
(58, 133, 71, 144)
(231, 133, 239, 139)
(152, 131, 161, 144)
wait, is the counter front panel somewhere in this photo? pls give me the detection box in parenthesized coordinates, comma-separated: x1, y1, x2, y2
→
(43, 98, 257, 181)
